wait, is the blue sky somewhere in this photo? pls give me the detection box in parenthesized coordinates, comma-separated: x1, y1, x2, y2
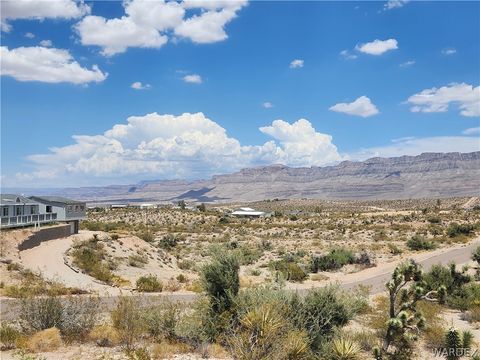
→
(1, 0, 479, 187)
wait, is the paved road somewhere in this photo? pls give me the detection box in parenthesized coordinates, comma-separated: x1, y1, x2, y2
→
(2, 238, 479, 320)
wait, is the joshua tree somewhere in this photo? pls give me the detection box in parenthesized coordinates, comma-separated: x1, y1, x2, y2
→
(381, 260, 443, 357)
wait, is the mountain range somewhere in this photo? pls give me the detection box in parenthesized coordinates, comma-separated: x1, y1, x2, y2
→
(7, 152, 480, 204)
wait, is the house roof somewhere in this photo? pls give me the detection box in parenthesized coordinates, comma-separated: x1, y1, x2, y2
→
(0, 194, 41, 206)
(29, 196, 84, 206)
(231, 209, 265, 216)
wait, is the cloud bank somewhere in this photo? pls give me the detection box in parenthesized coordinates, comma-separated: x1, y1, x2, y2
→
(75, 0, 248, 56)
(0, 46, 107, 84)
(406, 83, 480, 117)
(16, 112, 342, 185)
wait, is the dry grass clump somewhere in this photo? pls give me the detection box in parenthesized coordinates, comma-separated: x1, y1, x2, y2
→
(88, 324, 121, 347)
(151, 341, 193, 359)
(27, 327, 62, 352)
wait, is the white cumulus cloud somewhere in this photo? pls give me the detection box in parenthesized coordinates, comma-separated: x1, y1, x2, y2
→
(183, 74, 202, 84)
(442, 48, 457, 55)
(75, 0, 247, 56)
(329, 96, 379, 118)
(39, 39, 52, 47)
(0, 46, 107, 84)
(15, 112, 342, 186)
(262, 102, 274, 109)
(400, 60, 415, 67)
(356, 38, 398, 55)
(406, 83, 480, 117)
(131, 81, 151, 90)
(24, 32, 35, 38)
(289, 59, 304, 68)
(1, 0, 89, 32)
(383, 0, 410, 10)
(462, 127, 480, 136)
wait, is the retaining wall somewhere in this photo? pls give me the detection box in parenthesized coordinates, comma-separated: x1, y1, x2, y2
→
(18, 224, 72, 251)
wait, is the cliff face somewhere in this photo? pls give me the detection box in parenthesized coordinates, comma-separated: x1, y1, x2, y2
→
(13, 152, 480, 202)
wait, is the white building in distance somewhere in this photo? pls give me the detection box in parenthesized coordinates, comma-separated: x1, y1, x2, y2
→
(231, 207, 266, 218)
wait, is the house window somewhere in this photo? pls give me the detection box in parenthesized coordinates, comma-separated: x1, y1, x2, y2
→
(2, 207, 8, 217)
(46, 206, 52, 213)
(67, 205, 73, 212)
(16, 207, 21, 216)
(31, 205, 36, 214)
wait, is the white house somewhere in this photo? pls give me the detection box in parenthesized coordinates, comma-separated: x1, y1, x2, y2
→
(231, 207, 266, 218)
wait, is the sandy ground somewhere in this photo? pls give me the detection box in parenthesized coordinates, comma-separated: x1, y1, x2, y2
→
(20, 232, 123, 296)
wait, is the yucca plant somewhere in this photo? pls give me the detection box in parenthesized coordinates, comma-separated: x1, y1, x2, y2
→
(332, 337, 360, 360)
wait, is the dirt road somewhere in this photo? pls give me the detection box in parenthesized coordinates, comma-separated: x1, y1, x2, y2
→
(2, 238, 479, 321)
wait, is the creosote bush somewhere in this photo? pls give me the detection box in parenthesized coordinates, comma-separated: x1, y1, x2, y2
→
(136, 274, 163, 292)
(406, 234, 435, 251)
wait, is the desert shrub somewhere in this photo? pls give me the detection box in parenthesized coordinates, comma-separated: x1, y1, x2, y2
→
(142, 302, 180, 341)
(136, 275, 163, 292)
(293, 285, 363, 350)
(27, 327, 62, 353)
(235, 245, 263, 265)
(71, 238, 113, 283)
(418, 301, 446, 350)
(271, 259, 308, 282)
(310, 248, 355, 272)
(128, 254, 149, 268)
(59, 296, 101, 341)
(447, 223, 475, 238)
(89, 324, 121, 347)
(164, 278, 181, 292)
(158, 234, 178, 249)
(0, 323, 21, 350)
(472, 246, 480, 265)
(442, 328, 473, 360)
(462, 305, 480, 323)
(355, 251, 374, 266)
(218, 216, 229, 224)
(137, 230, 155, 243)
(201, 252, 240, 340)
(406, 234, 435, 250)
(125, 347, 152, 360)
(21, 296, 62, 331)
(110, 233, 120, 241)
(176, 274, 188, 283)
(111, 297, 144, 348)
(202, 252, 240, 316)
(387, 243, 403, 255)
(20, 295, 100, 341)
(427, 216, 442, 224)
(423, 263, 471, 298)
(177, 259, 195, 270)
(447, 283, 480, 310)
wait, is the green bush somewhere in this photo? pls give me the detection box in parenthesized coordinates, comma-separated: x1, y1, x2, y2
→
(201, 252, 240, 316)
(137, 230, 155, 243)
(111, 297, 144, 349)
(406, 235, 435, 251)
(128, 254, 148, 268)
(293, 285, 364, 350)
(136, 275, 163, 292)
(158, 234, 178, 249)
(0, 323, 21, 350)
(447, 223, 475, 238)
(71, 238, 113, 283)
(472, 246, 480, 265)
(311, 248, 355, 272)
(271, 260, 308, 282)
(142, 302, 180, 340)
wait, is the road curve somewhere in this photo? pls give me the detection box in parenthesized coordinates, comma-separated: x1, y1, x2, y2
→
(2, 238, 479, 320)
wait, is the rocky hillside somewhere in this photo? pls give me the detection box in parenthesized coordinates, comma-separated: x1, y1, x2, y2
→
(13, 152, 480, 203)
